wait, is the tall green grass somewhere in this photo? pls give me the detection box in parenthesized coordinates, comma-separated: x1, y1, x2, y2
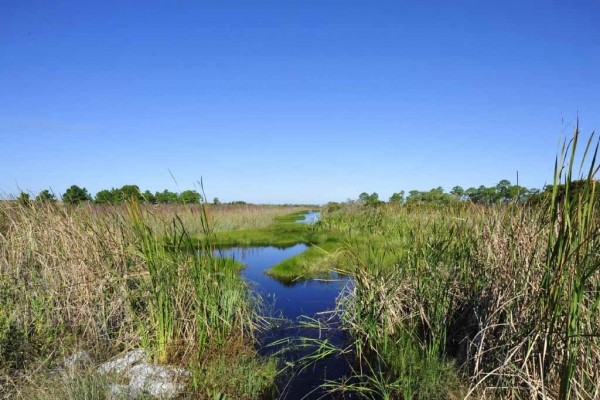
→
(318, 125, 600, 399)
(541, 124, 600, 400)
(128, 202, 176, 362)
(0, 198, 277, 398)
(126, 198, 276, 394)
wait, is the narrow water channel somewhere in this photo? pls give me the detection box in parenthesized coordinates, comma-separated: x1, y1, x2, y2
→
(295, 210, 321, 224)
(216, 213, 352, 399)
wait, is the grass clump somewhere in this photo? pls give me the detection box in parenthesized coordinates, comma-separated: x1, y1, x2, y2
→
(126, 199, 257, 362)
(539, 127, 600, 399)
(266, 239, 343, 282)
(191, 340, 278, 400)
(16, 369, 116, 400)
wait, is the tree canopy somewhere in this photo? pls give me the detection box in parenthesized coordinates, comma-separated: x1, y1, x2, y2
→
(91, 186, 204, 205)
(389, 191, 405, 204)
(35, 189, 57, 202)
(358, 192, 382, 206)
(371, 180, 539, 207)
(179, 190, 202, 204)
(62, 185, 92, 204)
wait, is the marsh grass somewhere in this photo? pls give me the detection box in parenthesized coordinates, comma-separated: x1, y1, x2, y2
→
(3, 128, 599, 399)
(14, 365, 160, 400)
(266, 240, 343, 281)
(18, 368, 116, 400)
(190, 339, 278, 399)
(0, 198, 278, 398)
(539, 126, 600, 399)
(143, 204, 309, 235)
(208, 212, 320, 248)
(312, 126, 600, 399)
(208, 208, 346, 282)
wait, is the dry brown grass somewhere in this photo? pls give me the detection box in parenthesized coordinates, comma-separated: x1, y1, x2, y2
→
(0, 200, 279, 399)
(85, 203, 309, 235)
(326, 198, 600, 399)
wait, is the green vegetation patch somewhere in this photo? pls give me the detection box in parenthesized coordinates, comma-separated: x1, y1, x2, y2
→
(207, 210, 346, 281)
(267, 239, 344, 282)
(191, 340, 278, 399)
(210, 210, 318, 247)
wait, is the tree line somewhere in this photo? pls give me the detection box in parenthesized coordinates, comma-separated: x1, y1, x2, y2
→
(16, 184, 210, 205)
(358, 179, 552, 206)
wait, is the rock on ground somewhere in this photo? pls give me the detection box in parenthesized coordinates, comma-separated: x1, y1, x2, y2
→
(107, 384, 134, 400)
(97, 349, 147, 375)
(128, 363, 191, 399)
(63, 349, 192, 399)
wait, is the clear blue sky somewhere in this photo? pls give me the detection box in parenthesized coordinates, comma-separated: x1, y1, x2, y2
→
(2, 1, 599, 204)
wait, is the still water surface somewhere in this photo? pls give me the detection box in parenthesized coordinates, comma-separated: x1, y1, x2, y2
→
(295, 210, 321, 224)
(216, 214, 352, 399)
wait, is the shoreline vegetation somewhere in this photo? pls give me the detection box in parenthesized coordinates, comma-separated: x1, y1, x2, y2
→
(2, 127, 599, 399)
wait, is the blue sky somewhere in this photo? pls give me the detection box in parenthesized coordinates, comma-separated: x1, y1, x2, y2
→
(1, 1, 599, 204)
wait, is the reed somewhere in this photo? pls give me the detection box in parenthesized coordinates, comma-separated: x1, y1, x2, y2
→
(540, 124, 600, 399)
(316, 125, 600, 399)
(2, 125, 598, 399)
(0, 197, 277, 398)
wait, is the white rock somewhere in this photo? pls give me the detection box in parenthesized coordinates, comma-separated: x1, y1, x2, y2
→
(107, 384, 136, 400)
(128, 363, 191, 399)
(135, 380, 184, 399)
(97, 349, 147, 375)
(128, 363, 191, 381)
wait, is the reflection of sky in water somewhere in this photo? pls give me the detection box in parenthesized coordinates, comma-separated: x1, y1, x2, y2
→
(296, 211, 321, 224)
(216, 244, 348, 319)
(215, 242, 352, 399)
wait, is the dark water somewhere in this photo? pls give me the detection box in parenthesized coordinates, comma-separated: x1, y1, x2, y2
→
(217, 220, 353, 399)
(218, 244, 345, 319)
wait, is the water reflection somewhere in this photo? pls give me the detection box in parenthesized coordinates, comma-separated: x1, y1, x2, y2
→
(217, 244, 347, 323)
(216, 244, 352, 399)
(296, 210, 321, 224)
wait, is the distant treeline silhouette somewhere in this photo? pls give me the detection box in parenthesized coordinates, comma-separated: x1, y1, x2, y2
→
(350, 178, 598, 207)
(16, 184, 239, 205)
